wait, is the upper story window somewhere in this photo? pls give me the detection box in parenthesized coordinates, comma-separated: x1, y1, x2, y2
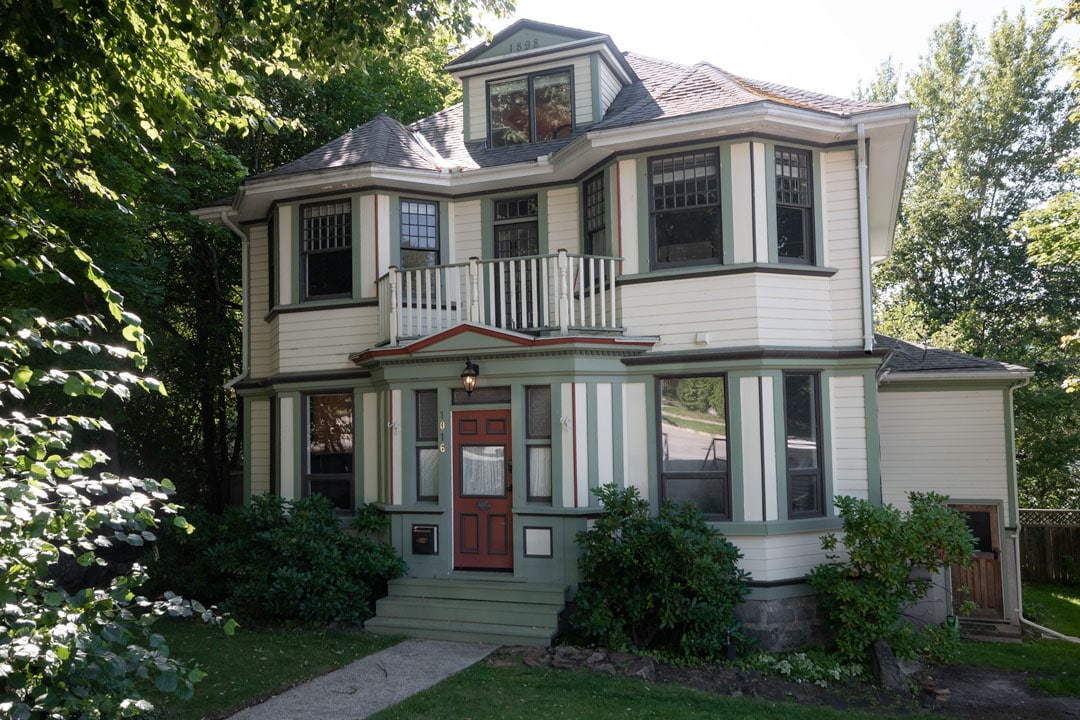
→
(775, 147, 814, 264)
(302, 201, 352, 299)
(658, 375, 729, 520)
(494, 195, 539, 257)
(783, 372, 824, 519)
(583, 172, 606, 256)
(488, 68, 573, 147)
(649, 150, 721, 268)
(400, 199, 440, 269)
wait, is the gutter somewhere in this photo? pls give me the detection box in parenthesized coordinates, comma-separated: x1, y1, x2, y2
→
(856, 123, 874, 354)
(1005, 375, 1080, 643)
(218, 209, 250, 389)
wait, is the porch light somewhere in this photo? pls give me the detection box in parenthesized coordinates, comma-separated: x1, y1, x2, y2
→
(461, 358, 480, 395)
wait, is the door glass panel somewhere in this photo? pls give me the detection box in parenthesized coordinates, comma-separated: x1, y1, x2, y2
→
(461, 445, 505, 496)
(964, 511, 993, 554)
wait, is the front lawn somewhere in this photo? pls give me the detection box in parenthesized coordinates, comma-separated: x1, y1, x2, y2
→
(368, 663, 934, 720)
(150, 620, 399, 720)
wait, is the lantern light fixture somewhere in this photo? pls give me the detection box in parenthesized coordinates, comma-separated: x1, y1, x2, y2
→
(461, 357, 480, 395)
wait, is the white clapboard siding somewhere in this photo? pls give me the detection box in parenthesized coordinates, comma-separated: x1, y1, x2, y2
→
(879, 389, 1010, 515)
(830, 375, 869, 500)
(733, 532, 833, 582)
(452, 200, 482, 264)
(248, 398, 271, 496)
(277, 307, 380, 372)
(573, 61, 593, 125)
(466, 77, 485, 142)
(247, 224, 277, 378)
(754, 273, 834, 347)
(822, 150, 863, 346)
(546, 186, 581, 254)
(598, 59, 623, 116)
(619, 274, 762, 349)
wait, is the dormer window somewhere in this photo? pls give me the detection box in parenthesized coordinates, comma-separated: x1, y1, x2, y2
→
(488, 68, 573, 147)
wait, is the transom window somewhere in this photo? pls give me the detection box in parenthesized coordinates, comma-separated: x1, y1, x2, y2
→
(649, 151, 722, 267)
(783, 373, 824, 518)
(494, 195, 539, 257)
(775, 147, 814, 264)
(400, 199, 440, 269)
(658, 375, 729, 519)
(488, 69, 573, 147)
(304, 392, 354, 511)
(302, 201, 352, 299)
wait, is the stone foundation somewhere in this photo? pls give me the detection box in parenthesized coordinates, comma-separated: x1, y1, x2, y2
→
(735, 594, 830, 651)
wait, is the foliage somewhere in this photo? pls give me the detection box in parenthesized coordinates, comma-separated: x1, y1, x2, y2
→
(870, 8, 1080, 508)
(572, 485, 751, 662)
(0, 241, 236, 719)
(807, 493, 975, 663)
(743, 650, 863, 688)
(147, 621, 397, 720)
(151, 495, 404, 625)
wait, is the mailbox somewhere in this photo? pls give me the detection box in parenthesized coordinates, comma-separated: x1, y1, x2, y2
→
(411, 525, 438, 555)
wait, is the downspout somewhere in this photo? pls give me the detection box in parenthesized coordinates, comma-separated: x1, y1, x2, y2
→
(856, 123, 874, 354)
(1006, 375, 1080, 642)
(220, 210, 250, 389)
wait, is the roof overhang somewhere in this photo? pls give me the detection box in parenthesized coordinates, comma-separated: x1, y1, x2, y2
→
(877, 369, 1034, 385)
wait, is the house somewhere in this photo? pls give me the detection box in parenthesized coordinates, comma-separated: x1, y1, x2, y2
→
(195, 19, 1031, 650)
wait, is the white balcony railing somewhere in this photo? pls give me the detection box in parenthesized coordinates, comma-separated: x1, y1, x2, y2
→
(377, 251, 620, 344)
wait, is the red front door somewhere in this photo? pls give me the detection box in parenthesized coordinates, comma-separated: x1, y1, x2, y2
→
(453, 409, 513, 570)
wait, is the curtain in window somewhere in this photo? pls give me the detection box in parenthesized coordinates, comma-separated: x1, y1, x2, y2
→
(461, 445, 505, 496)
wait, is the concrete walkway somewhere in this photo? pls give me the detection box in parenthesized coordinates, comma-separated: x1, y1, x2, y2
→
(227, 639, 498, 720)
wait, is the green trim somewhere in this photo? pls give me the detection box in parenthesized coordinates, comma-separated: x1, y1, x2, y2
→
(462, 82, 472, 143)
(764, 147, 777, 264)
(242, 398, 254, 504)
(351, 194, 363, 301)
(617, 262, 837, 284)
(289, 203, 300, 306)
(550, 380, 568, 509)
(284, 391, 303, 502)
(879, 380, 1021, 392)
(636, 160, 649, 273)
(818, 372, 836, 518)
(481, 199, 494, 258)
(720, 144, 735, 263)
(812, 148, 824, 266)
(589, 54, 602, 125)
(766, 369, 787, 519)
(726, 375, 745, 522)
(714, 517, 843, 535)
(610, 381, 625, 488)
(744, 581, 815, 601)
(1003, 386, 1021, 527)
(537, 189, 549, 254)
(378, 503, 447, 514)
(863, 371, 883, 505)
(353, 388, 365, 509)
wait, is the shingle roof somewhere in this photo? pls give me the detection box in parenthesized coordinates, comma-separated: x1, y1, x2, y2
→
(876, 335, 1028, 376)
(259, 112, 447, 179)
(253, 39, 901, 181)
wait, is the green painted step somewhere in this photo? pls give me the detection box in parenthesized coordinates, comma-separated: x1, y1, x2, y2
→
(387, 577, 568, 605)
(374, 596, 560, 629)
(365, 615, 555, 646)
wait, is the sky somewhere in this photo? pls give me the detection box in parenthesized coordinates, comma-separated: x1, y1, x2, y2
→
(485, 0, 1076, 98)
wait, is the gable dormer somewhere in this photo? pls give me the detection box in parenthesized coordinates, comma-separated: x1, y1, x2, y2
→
(445, 19, 636, 146)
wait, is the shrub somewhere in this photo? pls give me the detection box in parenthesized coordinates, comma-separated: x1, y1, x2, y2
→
(807, 492, 975, 663)
(152, 495, 405, 625)
(572, 484, 751, 662)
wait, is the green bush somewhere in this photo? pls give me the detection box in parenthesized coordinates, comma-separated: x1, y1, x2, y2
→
(807, 492, 975, 663)
(572, 485, 750, 662)
(152, 495, 404, 625)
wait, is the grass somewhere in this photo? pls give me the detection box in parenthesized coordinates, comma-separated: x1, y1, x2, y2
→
(956, 581, 1080, 698)
(369, 663, 930, 720)
(151, 620, 399, 720)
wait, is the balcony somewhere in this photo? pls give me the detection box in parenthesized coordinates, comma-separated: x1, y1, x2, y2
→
(377, 251, 621, 344)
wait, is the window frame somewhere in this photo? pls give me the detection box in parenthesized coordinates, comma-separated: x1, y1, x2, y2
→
(415, 389, 439, 502)
(300, 199, 353, 301)
(655, 374, 731, 521)
(582, 172, 606, 257)
(525, 385, 553, 504)
(648, 149, 723, 269)
(399, 198, 440, 269)
(782, 372, 825, 519)
(302, 391, 355, 512)
(487, 67, 575, 148)
(774, 146, 815, 265)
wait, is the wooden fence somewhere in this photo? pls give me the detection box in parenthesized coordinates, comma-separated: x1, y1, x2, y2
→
(1020, 509, 1080, 584)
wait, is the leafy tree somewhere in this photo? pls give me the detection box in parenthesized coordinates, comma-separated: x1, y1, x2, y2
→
(808, 493, 975, 664)
(0, 0, 508, 714)
(871, 8, 1080, 508)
